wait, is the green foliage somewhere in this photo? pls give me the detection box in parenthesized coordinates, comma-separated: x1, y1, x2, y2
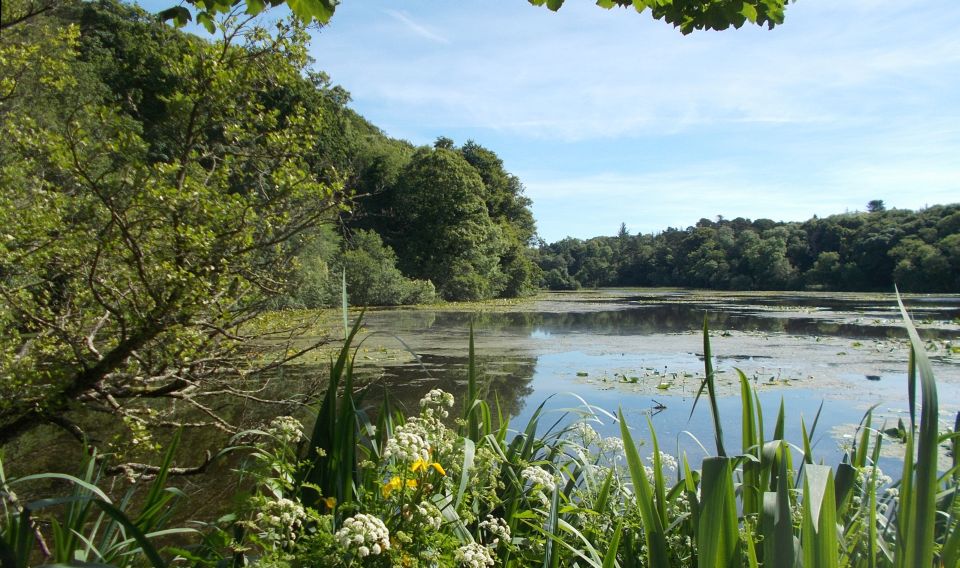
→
(539, 205, 960, 292)
(338, 231, 436, 306)
(0, 434, 194, 567)
(0, 0, 342, 443)
(390, 147, 508, 301)
(3, 300, 959, 566)
(277, 228, 436, 308)
(530, 0, 788, 34)
(159, 0, 790, 34)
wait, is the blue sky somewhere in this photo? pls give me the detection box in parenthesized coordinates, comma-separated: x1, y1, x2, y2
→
(306, 0, 960, 242)
(148, 1, 960, 242)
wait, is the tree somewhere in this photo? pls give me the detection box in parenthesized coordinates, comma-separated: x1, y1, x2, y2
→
(163, 0, 789, 35)
(1, 1, 342, 445)
(336, 230, 436, 306)
(867, 199, 887, 213)
(390, 147, 506, 301)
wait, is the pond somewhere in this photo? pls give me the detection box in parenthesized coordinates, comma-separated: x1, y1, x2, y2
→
(352, 289, 960, 467)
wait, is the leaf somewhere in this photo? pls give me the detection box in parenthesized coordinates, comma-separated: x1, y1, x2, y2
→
(896, 290, 939, 568)
(245, 0, 266, 16)
(699, 457, 739, 568)
(618, 408, 670, 566)
(195, 11, 215, 34)
(157, 6, 191, 27)
(741, 2, 758, 23)
(801, 465, 838, 568)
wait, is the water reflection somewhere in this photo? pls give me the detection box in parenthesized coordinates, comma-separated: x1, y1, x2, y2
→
(360, 291, 960, 462)
(367, 292, 960, 342)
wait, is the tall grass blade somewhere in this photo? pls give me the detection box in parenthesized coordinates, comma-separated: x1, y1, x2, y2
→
(761, 444, 797, 568)
(341, 268, 348, 340)
(801, 465, 838, 568)
(698, 457, 739, 568)
(739, 370, 761, 518)
(463, 324, 481, 442)
(601, 520, 623, 568)
(896, 290, 939, 568)
(689, 316, 726, 456)
(455, 437, 475, 510)
(543, 482, 561, 568)
(646, 416, 667, 526)
(91, 500, 167, 568)
(617, 408, 670, 566)
(303, 313, 365, 506)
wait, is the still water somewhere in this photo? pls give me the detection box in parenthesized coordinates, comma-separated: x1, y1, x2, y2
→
(355, 290, 960, 464)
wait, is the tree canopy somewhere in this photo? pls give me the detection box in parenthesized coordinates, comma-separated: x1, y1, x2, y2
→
(163, 0, 789, 34)
(0, 0, 342, 444)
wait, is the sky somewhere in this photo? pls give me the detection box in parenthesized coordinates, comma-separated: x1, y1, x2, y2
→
(304, 0, 960, 242)
(148, 0, 960, 242)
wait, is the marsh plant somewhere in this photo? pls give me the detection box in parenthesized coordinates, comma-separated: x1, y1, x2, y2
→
(2, 298, 958, 566)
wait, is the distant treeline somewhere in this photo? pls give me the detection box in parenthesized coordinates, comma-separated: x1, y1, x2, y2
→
(537, 204, 960, 292)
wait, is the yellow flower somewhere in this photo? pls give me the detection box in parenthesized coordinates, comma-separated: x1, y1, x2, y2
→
(382, 476, 402, 497)
(382, 476, 418, 497)
(411, 459, 446, 477)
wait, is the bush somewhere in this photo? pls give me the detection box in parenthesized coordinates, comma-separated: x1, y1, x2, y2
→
(337, 230, 436, 306)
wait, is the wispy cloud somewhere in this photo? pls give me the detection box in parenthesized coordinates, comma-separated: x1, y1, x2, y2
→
(317, 1, 959, 141)
(384, 9, 449, 44)
(311, 1, 960, 239)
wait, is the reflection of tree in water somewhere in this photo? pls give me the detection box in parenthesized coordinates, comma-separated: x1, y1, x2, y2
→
(357, 353, 537, 426)
(372, 302, 955, 341)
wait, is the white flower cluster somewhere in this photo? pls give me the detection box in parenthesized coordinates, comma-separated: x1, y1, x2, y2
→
(858, 465, 893, 487)
(521, 466, 556, 488)
(395, 410, 456, 458)
(335, 513, 391, 558)
(408, 501, 443, 531)
(420, 389, 455, 419)
(647, 451, 678, 472)
(598, 436, 624, 455)
(455, 542, 495, 567)
(265, 416, 303, 446)
(570, 422, 600, 447)
(384, 422, 431, 463)
(478, 514, 511, 546)
(255, 497, 307, 548)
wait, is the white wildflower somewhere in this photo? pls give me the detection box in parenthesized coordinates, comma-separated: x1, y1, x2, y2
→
(598, 436, 624, 455)
(455, 542, 495, 567)
(648, 451, 678, 472)
(420, 389, 455, 419)
(521, 466, 556, 488)
(384, 423, 431, 463)
(255, 497, 307, 548)
(265, 416, 303, 446)
(335, 513, 390, 558)
(478, 514, 511, 546)
(408, 502, 443, 531)
(570, 422, 600, 447)
(858, 465, 893, 487)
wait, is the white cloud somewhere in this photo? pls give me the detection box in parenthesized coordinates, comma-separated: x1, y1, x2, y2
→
(316, 1, 959, 142)
(310, 0, 960, 239)
(384, 9, 449, 44)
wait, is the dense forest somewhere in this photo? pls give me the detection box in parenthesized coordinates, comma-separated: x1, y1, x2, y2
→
(537, 204, 960, 293)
